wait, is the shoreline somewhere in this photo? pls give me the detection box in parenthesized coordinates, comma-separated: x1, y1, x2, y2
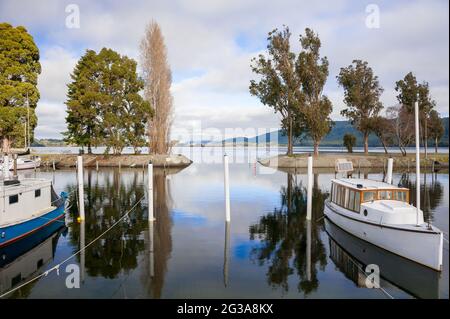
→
(36, 153, 192, 168)
(258, 153, 449, 169)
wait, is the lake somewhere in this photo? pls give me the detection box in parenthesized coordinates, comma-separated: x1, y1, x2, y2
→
(1, 147, 448, 299)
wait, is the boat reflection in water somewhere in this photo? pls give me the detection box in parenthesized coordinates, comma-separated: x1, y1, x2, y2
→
(0, 217, 66, 297)
(325, 218, 440, 299)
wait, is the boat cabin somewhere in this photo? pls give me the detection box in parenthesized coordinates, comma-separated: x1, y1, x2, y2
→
(0, 179, 55, 227)
(330, 178, 410, 213)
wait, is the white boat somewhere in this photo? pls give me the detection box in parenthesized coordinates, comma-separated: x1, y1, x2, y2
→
(0, 156, 41, 171)
(324, 178, 443, 270)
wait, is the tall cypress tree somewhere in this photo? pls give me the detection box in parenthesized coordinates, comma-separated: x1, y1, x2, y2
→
(0, 23, 41, 152)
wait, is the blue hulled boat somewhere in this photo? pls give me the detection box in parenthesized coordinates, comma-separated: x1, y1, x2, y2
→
(0, 178, 67, 247)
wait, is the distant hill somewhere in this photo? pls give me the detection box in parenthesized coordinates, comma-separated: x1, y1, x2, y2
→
(31, 138, 67, 147)
(222, 117, 449, 147)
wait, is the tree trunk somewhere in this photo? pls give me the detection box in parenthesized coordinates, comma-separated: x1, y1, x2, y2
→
(424, 117, 428, 159)
(435, 137, 438, 154)
(88, 143, 92, 154)
(313, 141, 319, 156)
(381, 140, 388, 154)
(287, 116, 293, 156)
(363, 132, 369, 155)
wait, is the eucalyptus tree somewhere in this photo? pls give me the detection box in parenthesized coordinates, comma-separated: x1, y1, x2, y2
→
(296, 28, 333, 155)
(395, 72, 436, 158)
(0, 23, 41, 152)
(250, 26, 304, 156)
(337, 60, 384, 155)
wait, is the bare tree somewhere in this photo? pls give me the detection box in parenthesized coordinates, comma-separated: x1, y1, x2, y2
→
(386, 105, 415, 156)
(140, 21, 173, 155)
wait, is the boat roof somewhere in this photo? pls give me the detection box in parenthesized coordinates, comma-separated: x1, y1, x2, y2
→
(0, 178, 51, 192)
(332, 178, 409, 191)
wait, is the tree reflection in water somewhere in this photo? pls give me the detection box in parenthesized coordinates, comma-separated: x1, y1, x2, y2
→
(397, 171, 443, 223)
(67, 167, 175, 298)
(249, 173, 328, 296)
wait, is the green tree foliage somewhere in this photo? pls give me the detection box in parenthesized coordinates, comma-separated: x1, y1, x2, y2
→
(250, 26, 304, 156)
(395, 72, 436, 158)
(343, 133, 356, 153)
(65, 48, 152, 154)
(0, 23, 41, 151)
(428, 110, 444, 154)
(296, 28, 333, 155)
(337, 60, 383, 154)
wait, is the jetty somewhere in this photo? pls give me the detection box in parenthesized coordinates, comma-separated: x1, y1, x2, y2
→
(36, 153, 192, 168)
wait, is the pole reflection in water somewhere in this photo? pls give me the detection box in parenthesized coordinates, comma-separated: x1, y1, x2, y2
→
(80, 220, 85, 283)
(223, 221, 230, 287)
(249, 172, 328, 296)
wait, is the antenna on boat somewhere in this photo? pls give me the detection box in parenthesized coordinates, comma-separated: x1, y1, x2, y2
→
(414, 97, 420, 226)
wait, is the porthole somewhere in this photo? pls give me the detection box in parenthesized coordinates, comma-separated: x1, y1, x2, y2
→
(1, 232, 5, 238)
(364, 209, 368, 216)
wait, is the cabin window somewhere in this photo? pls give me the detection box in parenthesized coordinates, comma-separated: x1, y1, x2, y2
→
(395, 191, 407, 202)
(35, 189, 41, 197)
(363, 191, 376, 202)
(355, 192, 361, 212)
(9, 194, 19, 205)
(379, 190, 393, 200)
(348, 190, 355, 211)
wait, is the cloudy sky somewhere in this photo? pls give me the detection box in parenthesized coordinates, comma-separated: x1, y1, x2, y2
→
(1, 0, 448, 140)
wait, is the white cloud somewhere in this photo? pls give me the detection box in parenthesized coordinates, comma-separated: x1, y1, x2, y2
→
(0, 0, 447, 139)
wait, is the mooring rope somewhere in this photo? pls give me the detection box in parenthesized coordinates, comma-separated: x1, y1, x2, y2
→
(0, 195, 145, 299)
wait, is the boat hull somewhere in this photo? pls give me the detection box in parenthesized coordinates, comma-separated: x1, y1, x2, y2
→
(324, 200, 443, 271)
(0, 203, 65, 248)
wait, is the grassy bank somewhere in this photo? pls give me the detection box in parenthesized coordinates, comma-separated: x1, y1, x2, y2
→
(259, 152, 449, 169)
(37, 153, 192, 168)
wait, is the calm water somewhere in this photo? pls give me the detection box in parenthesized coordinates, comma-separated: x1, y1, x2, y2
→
(1, 147, 448, 299)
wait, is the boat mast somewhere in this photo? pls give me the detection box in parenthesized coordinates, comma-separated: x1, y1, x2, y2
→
(26, 91, 30, 150)
(414, 98, 420, 226)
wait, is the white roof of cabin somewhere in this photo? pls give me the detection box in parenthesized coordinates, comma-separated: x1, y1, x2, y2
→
(0, 178, 52, 194)
(332, 178, 408, 191)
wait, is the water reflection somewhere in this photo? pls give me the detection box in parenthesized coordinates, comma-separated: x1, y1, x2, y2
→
(325, 218, 440, 299)
(0, 220, 66, 298)
(397, 172, 443, 222)
(249, 173, 328, 296)
(66, 167, 176, 298)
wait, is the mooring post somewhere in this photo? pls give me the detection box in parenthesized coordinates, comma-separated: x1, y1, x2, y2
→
(96, 160, 99, 171)
(386, 157, 393, 184)
(306, 155, 313, 220)
(52, 160, 55, 171)
(77, 156, 85, 221)
(148, 161, 154, 221)
(119, 160, 121, 171)
(224, 154, 231, 222)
